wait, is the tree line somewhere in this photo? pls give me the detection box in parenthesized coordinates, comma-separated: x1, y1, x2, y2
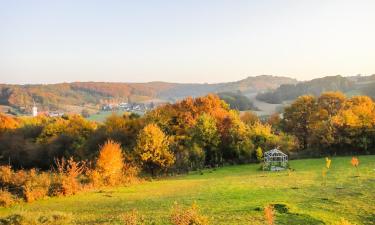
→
(282, 92, 375, 155)
(0, 92, 374, 176)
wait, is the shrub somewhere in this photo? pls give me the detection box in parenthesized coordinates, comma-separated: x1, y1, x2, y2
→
(96, 140, 125, 186)
(86, 169, 102, 187)
(120, 209, 144, 225)
(49, 157, 85, 196)
(22, 169, 51, 202)
(0, 212, 72, 225)
(0, 166, 50, 203)
(0, 166, 12, 184)
(264, 204, 275, 225)
(170, 202, 209, 225)
(0, 189, 15, 207)
(121, 163, 140, 185)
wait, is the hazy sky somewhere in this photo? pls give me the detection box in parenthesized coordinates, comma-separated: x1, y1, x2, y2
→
(1, 0, 375, 84)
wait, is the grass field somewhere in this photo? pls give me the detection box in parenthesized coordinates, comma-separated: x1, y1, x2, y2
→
(88, 110, 144, 122)
(0, 156, 374, 225)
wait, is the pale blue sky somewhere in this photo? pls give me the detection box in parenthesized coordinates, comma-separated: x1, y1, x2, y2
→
(1, 0, 375, 84)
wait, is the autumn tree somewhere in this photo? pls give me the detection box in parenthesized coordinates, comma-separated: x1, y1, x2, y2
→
(249, 122, 277, 151)
(267, 113, 281, 130)
(188, 143, 205, 170)
(225, 112, 254, 163)
(331, 96, 375, 154)
(249, 122, 298, 155)
(191, 114, 221, 166)
(145, 95, 232, 171)
(134, 123, 175, 176)
(282, 95, 317, 149)
(37, 114, 97, 162)
(0, 113, 19, 132)
(96, 139, 125, 185)
(309, 92, 346, 151)
(240, 111, 260, 126)
(256, 147, 263, 162)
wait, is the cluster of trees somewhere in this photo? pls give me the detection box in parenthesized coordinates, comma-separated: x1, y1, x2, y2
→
(218, 92, 258, 111)
(282, 92, 375, 155)
(0, 94, 297, 175)
(1, 92, 373, 176)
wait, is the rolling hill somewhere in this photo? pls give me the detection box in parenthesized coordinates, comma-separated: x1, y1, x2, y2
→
(256, 75, 357, 104)
(0, 75, 296, 114)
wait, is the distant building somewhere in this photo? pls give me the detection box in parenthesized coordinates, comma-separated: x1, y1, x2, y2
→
(32, 105, 38, 117)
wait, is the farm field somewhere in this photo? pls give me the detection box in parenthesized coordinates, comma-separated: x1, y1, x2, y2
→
(87, 110, 124, 122)
(0, 156, 374, 225)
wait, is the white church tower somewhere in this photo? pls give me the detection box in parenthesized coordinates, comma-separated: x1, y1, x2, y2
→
(32, 100, 38, 117)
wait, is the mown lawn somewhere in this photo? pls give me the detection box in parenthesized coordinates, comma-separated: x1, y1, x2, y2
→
(0, 156, 374, 225)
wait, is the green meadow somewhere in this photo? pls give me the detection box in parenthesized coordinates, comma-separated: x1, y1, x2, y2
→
(0, 156, 374, 225)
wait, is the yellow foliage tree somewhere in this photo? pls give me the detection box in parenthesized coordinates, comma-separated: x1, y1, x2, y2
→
(332, 96, 375, 152)
(96, 139, 125, 185)
(135, 123, 175, 176)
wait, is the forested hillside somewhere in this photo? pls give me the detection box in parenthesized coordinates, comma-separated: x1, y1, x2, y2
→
(0, 75, 296, 113)
(256, 75, 354, 104)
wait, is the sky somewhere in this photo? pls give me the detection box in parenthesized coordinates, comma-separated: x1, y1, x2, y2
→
(1, 0, 375, 84)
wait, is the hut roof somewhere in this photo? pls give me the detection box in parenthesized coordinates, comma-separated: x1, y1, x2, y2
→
(264, 148, 287, 157)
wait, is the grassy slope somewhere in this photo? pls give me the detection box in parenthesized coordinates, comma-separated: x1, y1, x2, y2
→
(87, 111, 123, 122)
(0, 156, 374, 225)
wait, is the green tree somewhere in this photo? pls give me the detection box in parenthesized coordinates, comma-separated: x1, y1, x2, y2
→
(225, 112, 254, 163)
(191, 114, 221, 166)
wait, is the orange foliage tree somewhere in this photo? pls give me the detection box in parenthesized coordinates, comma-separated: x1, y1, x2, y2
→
(0, 113, 19, 132)
(96, 139, 125, 185)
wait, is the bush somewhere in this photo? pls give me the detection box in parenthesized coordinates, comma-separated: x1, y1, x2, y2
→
(121, 163, 140, 185)
(86, 169, 102, 188)
(0, 166, 12, 184)
(49, 158, 85, 196)
(22, 169, 51, 202)
(120, 209, 144, 225)
(170, 202, 209, 225)
(0, 212, 72, 225)
(0, 166, 50, 203)
(0, 190, 15, 207)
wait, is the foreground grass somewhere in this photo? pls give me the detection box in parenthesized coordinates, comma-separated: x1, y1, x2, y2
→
(0, 156, 374, 224)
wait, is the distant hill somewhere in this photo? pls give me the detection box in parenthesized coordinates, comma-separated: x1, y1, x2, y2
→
(256, 75, 355, 104)
(0, 75, 296, 114)
(157, 75, 297, 99)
